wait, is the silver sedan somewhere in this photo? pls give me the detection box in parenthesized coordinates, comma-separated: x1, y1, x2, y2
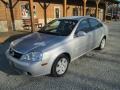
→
(6, 16, 108, 77)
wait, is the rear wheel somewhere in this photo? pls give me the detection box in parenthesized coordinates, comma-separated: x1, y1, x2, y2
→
(97, 38, 106, 50)
(51, 55, 69, 77)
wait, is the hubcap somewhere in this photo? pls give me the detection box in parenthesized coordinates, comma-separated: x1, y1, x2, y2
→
(56, 58, 68, 75)
(101, 39, 105, 49)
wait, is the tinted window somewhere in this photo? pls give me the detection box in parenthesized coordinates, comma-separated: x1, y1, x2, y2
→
(89, 18, 103, 30)
(76, 19, 90, 33)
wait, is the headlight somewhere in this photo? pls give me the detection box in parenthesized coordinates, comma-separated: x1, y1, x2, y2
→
(20, 52, 43, 62)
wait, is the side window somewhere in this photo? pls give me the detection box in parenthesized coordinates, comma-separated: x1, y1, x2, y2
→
(89, 18, 103, 30)
(76, 19, 90, 33)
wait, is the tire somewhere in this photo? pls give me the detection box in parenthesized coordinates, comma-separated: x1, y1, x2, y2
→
(97, 37, 106, 50)
(51, 54, 70, 77)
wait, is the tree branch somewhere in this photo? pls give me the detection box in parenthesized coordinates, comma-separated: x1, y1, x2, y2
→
(46, 3, 50, 8)
(38, 2, 44, 9)
(12, 0, 19, 8)
(1, 0, 8, 6)
(46, 0, 51, 8)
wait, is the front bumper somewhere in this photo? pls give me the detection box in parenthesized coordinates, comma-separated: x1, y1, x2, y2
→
(5, 50, 50, 77)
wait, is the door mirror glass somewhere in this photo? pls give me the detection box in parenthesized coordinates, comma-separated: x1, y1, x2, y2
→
(75, 31, 86, 37)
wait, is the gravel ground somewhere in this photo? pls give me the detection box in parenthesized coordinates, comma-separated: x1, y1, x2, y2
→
(0, 21, 120, 90)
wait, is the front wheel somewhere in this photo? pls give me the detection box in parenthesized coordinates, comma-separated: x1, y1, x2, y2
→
(51, 55, 70, 77)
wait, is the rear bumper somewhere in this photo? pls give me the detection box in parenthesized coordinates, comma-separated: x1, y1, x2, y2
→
(5, 50, 50, 77)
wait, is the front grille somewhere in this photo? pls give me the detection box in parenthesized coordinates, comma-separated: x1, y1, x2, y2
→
(9, 48, 22, 59)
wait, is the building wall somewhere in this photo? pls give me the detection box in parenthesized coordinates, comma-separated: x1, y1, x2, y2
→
(13, 2, 22, 20)
(0, 1, 7, 21)
(0, 1, 104, 32)
(36, 2, 63, 24)
(0, 1, 8, 32)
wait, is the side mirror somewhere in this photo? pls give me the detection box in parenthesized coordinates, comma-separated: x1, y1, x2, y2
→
(75, 31, 86, 37)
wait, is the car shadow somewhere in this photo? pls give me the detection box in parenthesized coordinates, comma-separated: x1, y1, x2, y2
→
(0, 32, 31, 76)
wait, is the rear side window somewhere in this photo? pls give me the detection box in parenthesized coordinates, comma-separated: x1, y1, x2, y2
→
(76, 19, 90, 33)
(89, 18, 103, 30)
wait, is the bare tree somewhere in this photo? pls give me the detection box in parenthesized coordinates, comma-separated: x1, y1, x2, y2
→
(1, 0, 19, 31)
(38, 0, 50, 24)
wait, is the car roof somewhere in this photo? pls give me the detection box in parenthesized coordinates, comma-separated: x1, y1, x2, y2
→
(59, 16, 94, 21)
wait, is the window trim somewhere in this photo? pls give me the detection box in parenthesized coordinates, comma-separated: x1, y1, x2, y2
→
(54, 6, 60, 18)
(73, 7, 79, 16)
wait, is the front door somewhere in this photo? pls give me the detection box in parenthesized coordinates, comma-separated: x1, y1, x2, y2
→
(72, 19, 92, 59)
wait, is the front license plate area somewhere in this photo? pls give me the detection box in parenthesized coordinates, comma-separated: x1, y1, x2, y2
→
(9, 61, 23, 74)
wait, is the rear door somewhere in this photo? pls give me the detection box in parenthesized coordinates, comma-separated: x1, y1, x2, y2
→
(88, 18, 103, 48)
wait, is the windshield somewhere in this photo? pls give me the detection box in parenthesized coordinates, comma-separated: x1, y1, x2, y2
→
(38, 19, 78, 36)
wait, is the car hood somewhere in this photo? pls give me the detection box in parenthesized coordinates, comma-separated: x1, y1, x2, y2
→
(11, 32, 65, 54)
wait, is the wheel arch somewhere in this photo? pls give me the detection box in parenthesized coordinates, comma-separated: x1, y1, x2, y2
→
(103, 35, 106, 40)
(49, 52, 71, 74)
